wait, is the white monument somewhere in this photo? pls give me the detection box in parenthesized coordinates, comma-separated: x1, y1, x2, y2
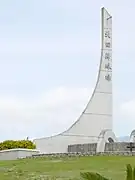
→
(34, 7, 117, 153)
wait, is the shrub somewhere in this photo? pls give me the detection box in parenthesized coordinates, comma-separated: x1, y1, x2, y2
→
(0, 140, 36, 150)
(80, 164, 135, 180)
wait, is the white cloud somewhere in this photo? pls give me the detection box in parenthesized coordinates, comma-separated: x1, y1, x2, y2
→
(112, 100, 135, 136)
(0, 35, 97, 55)
(120, 100, 135, 118)
(1, 86, 135, 140)
(0, 86, 92, 141)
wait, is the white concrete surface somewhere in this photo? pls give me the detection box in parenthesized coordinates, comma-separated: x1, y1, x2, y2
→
(130, 130, 135, 142)
(96, 129, 117, 152)
(34, 7, 116, 153)
(0, 148, 39, 160)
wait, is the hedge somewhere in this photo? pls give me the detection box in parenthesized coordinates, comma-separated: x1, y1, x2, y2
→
(0, 140, 36, 150)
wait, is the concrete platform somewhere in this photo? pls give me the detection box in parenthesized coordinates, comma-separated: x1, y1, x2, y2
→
(0, 148, 39, 160)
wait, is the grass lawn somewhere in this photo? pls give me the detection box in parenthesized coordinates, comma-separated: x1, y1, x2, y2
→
(0, 156, 134, 179)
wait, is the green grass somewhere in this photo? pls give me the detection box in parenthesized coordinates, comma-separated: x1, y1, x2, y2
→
(0, 156, 135, 179)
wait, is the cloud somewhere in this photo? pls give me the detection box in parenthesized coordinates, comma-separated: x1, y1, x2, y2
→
(112, 99, 135, 136)
(0, 35, 98, 56)
(0, 86, 135, 141)
(120, 100, 135, 118)
(0, 86, 92, 141)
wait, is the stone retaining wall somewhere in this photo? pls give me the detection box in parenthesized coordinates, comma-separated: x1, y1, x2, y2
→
(29, 151, 135, 159)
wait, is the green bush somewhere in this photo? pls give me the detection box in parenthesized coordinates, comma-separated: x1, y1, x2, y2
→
(80, 164, 135, 180)
(0, 140, 36, 150)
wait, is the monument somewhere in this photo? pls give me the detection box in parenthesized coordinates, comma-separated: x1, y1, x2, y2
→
(33, 7, 117, 154)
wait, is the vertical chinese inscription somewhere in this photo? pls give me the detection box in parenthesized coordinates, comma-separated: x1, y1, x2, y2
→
(103, 13, 112, 82)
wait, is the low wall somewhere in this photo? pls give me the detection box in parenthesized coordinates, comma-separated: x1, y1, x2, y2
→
(0, 148, 39, 160)
(68, 142, 135, 153)
(105, 142, 135, 152)
(68, 143, 97, 153)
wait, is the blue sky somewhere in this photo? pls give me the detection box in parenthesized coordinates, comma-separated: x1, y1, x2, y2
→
(0, 0, 135, 141)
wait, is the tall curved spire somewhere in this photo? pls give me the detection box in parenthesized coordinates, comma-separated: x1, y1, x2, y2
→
(34, 7, 113, 153)
(62, 7, 113, 137)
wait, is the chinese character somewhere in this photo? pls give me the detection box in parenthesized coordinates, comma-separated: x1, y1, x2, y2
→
(105, 42, 111, 48)
(105, 31, 111, 38)
(105, 63, 112, 70)
(105, 74, 111, 81)
(106, 16, 112, 26)
(105, 53, 111, 60)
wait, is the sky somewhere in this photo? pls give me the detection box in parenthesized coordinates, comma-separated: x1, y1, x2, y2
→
(0, 0, 135, 141)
